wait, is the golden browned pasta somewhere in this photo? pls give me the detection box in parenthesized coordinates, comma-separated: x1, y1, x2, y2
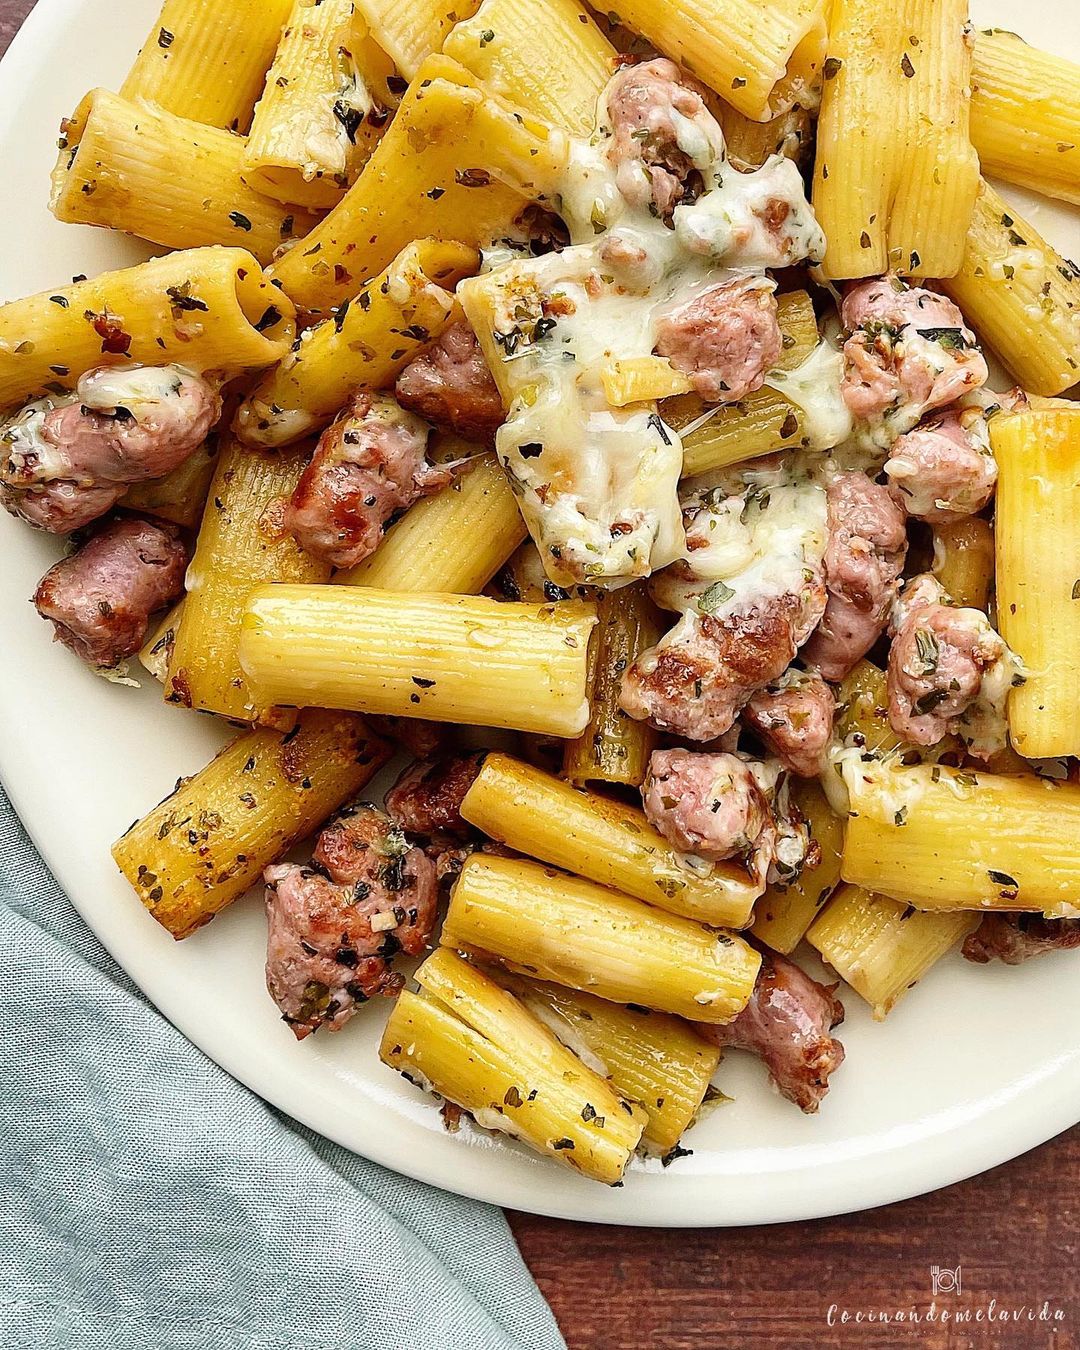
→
(750, 780, 845, 954)
(932, 515, 995, 613)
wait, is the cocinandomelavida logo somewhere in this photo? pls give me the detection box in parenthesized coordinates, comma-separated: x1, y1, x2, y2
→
(825, 1265, 1065, 1329)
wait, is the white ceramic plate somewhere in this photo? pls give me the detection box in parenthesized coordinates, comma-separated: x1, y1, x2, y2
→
(2, 0, 1079, 1228)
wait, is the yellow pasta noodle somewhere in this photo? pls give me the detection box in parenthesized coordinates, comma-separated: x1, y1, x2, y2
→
(841, 761, 1080, 917)
(807, 883, 978, 1019)
(121, 433, 219, 530)
(443, 0, 615, 135)
(460, 753, 762, 927)
(165, 433, 331, 725)
(812, 0, 979, 280)
(51, 91, 316, 265)
(112, 711, 391, 939)
(238, 586, 597, 737)
(750, 780, 845, 954)
(354, 0, 481, 81)
(717, 101, 814, 172)
(121, 0, 294, 132)
(140, 601, 184, 684)
(495, 972, 720, 1154)
(932, 515, 995, 613)
(0, 247, 295, 410)
(562, 585, 661, 789)
(236, 239, 479, 448)
(380, 950, 646, 1183)
(442, 853, 761, 1023)
(605, 0, 826, 121)
(993, 407, 1080, 758)
(269, 56, 566, 315)
(835, 659, 904, 758)
(340, 451, 526, 592)
(243, 0, 398, 209)
(940, 180, 1080, 397)
(971, 30, 1080, 207)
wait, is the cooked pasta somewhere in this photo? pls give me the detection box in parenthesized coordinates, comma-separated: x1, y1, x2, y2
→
(0, 247, 295, 408)
(750, 780, 845, 954)
(51, 90, 317, 265)
(813, 0, 979, 279)
(441, 853, 762, 1023)
(993, 407, 1080, 758)
(354, 0, 480, 81)
(459, 752, 763, 927)
(120, 0, 293, 132)
(112, 712, 390, 939)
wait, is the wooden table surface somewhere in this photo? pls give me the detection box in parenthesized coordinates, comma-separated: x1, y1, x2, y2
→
(3, 3, 1078, 1345)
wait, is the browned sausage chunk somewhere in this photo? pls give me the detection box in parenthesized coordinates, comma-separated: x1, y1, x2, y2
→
(33, 516, 188, 668)
(285, 391, 447, 570)
(1, 365, 221, 533)
(884, 407, 996, 523)
(385, 752, 487, 838)
(700, 948, 846, 1113)
(963, 914, 1080, 966)
(745, 671, 835, 777)
(604, 57, 723, 220)
(802, 471, 908, 683)
(264, 802, 438, 1040)
(395, 322, 505, 443)
(654, 279, 783, 403)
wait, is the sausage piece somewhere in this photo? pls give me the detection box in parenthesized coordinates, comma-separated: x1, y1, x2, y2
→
(963, 914, 1080, 966)
(394, 322, 504, 443)
(385, 752, 487, 838)
(264, 802, 438, 1040)
(33, 516, 188, 668)
(802, 472, 908, 683)
(884, 407, 997, 523)
(285, 391, 447, 570)
(654, 279, 783, 403)
(1, 365, 221, 533)
(744, 671, 835, 777)
(700, 947, 846, 1113)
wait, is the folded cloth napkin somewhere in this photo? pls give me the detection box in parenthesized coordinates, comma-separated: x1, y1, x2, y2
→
(0, 789, 565, 1350)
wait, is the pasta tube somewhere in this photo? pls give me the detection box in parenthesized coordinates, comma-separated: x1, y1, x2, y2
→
(120, 0, 293, 132)
(269, 56, 565, 315)
(835, 659, 904, 757)
(121, 436, 219, 529)
(604, 0, 826, 121)
(460, 753, 762, 927)
(812, 0, 979, 280)
(339, 451, 526, 592)
(841, 761, 1080, 917)
(140, 601, 183, 684)
(243, 0, 397, 209)
(355, 0, 481, 80)
(940, 180, 1080, 396)
(441, 853, 761, 1023)
(807, 883, 978, 1019)
(717, 102, 813, 172)
(663, 290, 821, 477)
(165, 434, 331, 724)
(443, 0, 615, 135)
(562, 586, 661, 789)
(993, 407, 1080, 758)
(380, 950, 645, 1184)
(750, 780, 845, 954)
(238, 586, 597, 737)
(236, 239, 479, 448)
(971, 31, 1080, 206)
(0, 247, 295, 410)
(495, 972, 720, 1154)
(51, 91, 316, 265)
(112, 711, 391, 939)
(932, 516, 995, 612)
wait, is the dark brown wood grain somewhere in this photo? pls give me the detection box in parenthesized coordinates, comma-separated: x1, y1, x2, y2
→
(3, 3, 1079, 1344)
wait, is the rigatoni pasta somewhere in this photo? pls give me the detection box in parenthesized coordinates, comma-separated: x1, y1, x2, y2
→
(354, 0, 480, 81)
(932, 515, 995, 612)
(0, 247, 295, 408)
(236, 239, 479, 447)
(238, 586, 598, 737)
(993, 407, 1080, 758)
(970, 30, 1080, 207)
(750, 780, 845, 954)
(243, 0, 397, 209)
(442, 853, 762, 1023)
(51, 91, 317, 265)
(813, 0, 979, 279)
(380, 949, 646, 1183)
(120, 0, 294, 132)
(459, 752, 763, 927)
(112, 711, 391, 939)
(807, 883, 978, 1019)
